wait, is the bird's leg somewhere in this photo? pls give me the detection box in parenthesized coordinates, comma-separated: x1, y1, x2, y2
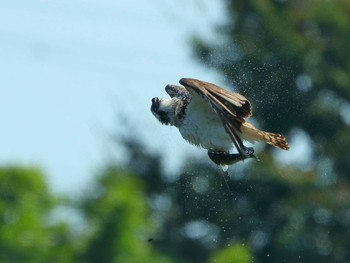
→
(206, 153, 232, 193)
(221, 169, 232, 194)
(208, 150, 255, 195)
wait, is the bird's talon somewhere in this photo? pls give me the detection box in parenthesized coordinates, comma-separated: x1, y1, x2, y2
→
(243, 146, 255, 158)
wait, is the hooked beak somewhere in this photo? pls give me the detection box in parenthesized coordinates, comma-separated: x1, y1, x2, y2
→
(151, 97, 159, 112)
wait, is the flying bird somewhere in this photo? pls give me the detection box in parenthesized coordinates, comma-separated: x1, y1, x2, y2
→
(151, 78, 289, 169)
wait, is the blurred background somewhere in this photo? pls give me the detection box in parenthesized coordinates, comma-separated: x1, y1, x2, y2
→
(1, 0, 350, 262)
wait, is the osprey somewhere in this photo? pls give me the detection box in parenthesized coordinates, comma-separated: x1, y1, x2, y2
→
(151, 78, 289, 168)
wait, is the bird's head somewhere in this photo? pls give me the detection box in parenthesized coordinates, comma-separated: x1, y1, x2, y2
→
(151, 97, 178, 126)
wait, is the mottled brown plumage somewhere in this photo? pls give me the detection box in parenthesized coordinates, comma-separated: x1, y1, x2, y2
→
(179, 78, 289, 153)
(151, 78, 289, 166)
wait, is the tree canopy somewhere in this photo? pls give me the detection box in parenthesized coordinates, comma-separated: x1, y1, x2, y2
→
(2, 1, 350, 262)
(189, 0, 350, 261)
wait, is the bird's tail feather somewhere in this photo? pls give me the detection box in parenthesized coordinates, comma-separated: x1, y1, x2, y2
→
(241, 122, 289, 150)
(257, 131, 289, 150)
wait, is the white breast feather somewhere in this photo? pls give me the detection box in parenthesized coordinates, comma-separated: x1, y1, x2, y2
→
(178, 95, 233, 152)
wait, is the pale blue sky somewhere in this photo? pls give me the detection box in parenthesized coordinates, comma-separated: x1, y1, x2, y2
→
(0, 0, 226, 194)
(0, 0, 308, 195)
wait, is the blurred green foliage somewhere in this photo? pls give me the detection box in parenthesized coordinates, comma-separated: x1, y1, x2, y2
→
(0, 167, 73, 262)
(189, 0, 350, 262)
(208, 244, 253, 263)
(1, 0, 350, 262)
(78, 167, 174, 263)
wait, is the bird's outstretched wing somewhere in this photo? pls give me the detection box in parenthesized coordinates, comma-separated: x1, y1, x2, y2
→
(179, 78, 252, 158)
(165, 84, 191, 100)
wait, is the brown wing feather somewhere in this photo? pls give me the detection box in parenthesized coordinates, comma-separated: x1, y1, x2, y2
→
(179, 78, 250, 158)
(179, 78, 252, 119)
